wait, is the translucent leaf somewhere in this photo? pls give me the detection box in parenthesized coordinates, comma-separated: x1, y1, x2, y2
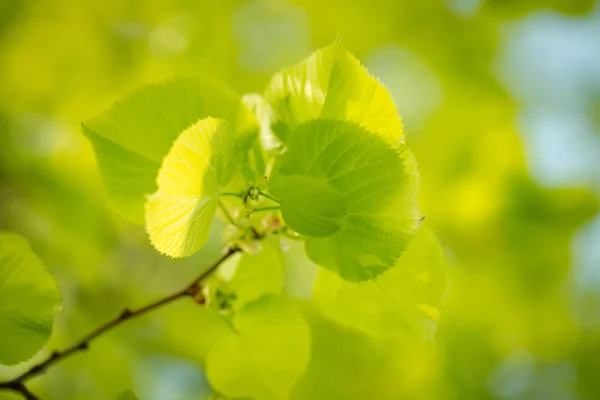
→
(116, 391, 138, 400)
(270, 119, 420, 281)
(206, 296, 310, 400)
(313, 227, 447, 338)
(0, 232, 61, 365)
(146, 118, 237, 258)
(225, 238, 285, 308)
(264, 41, 403, 145)
(84, 78, 256, 224)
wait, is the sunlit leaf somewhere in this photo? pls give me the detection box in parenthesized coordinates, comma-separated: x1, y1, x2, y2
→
(313, 227, 447, 338)
(206, 296, 310, 400)
(270, 119, 420, 281)
(84, 78, 256, 224)
(0, 232, 61, 365)
(145, 118, 238, 258)
(224, 237, 285, 308)
(264, 41, 403, 145)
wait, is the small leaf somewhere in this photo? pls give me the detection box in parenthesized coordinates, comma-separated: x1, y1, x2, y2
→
(116, 390, 139, 400)
(205, 296, 310, 400)
(146, 118, 237, 258)
(0, 232, 61, 365)
(225, 238, 285, 308)
(265, 42, 403, 145)
(313, 227, 447, 338)
(270, 119, 420, 281)
(84, 78, 256, 224)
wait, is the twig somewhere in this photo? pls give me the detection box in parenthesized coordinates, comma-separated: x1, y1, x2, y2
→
(0, 381, 40, 400)
(0, 247, 240, 399)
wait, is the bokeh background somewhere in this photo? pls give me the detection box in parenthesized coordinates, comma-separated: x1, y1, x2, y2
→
(1, 0, 600, 399)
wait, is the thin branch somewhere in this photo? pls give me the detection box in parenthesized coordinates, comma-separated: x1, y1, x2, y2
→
(0, 381, 40, 400)
(257, 190, 279, 203)
(0, 247, 240, 399)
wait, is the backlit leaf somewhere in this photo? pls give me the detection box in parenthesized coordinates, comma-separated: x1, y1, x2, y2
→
(225, 238, 285, 308)
(313, 227, 447, 338)
(145, 118, 238, 258)
(205, 296, 310, 400)
(0, 232, 61, 365)
(270, 119, 420, 281)
(264, 41, 403, 145)
(84, 78, 256, 224)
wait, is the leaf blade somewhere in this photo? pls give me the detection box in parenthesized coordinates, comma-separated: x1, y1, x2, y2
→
(0, 232, 61, 365)
(84, 78, 255, 224)
(206, 296, 310, 400)
(313, 227, 447, 338)
(265, 42, 403, 145)
(271, 119, 420, 281)
(145, 118, 237, 258)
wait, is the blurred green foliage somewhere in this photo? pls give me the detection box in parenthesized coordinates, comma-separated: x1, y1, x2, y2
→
(1, 0, 599, 399)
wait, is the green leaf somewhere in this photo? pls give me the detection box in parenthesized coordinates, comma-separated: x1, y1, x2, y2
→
(313, 227, 447, 338)
(219, 237, 285, 308)
(264, 41, 403, 145)
(84, 78, 256, 224)
(116, 391, 139, 400)
(270, 119, 421, 281)
(205, 296, 310, 400)
(270, 175, 347, 237)
(0, 232, 61, 365)
(145, 118, 238, 258)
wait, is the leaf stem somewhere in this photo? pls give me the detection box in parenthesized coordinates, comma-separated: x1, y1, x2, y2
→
(252, 206, 281, 213)
(0, 247, 240, 399)
(218, 201, 244, 229)
(258, 190, 279, 203)
(220, 192, 243, 199)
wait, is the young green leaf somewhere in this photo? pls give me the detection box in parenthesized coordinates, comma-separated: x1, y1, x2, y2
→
(205, 296, 310, 400)
(146, 118, 238, 258)
(264, 41, 403, 145)
(219, 237, 285, 308)
(84, 78, 256, 224)
(313, 227, 447, 338)
(270, 119, 420, 281)
(0, 232, 61, 365)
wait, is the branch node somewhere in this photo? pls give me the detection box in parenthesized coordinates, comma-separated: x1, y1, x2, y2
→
(185, 284, 200, 296)
(119, 307, 133, 318)
(78, 342, 89, 351)
(192, 291, 206, 305)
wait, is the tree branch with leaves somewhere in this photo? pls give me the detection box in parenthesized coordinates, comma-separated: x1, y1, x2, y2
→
(0, 42, 446, 400)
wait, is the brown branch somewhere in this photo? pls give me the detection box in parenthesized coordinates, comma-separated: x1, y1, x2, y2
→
(0, 246, 240, 399)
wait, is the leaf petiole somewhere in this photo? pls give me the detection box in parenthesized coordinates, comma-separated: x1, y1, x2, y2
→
(220, 192, 244, 199)
(258, 190, 279, 203)
(218, 201, 245, 229)
(252, 206, 281, 213)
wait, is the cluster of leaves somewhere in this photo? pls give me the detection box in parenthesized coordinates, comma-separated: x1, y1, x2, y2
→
(0, 42, 446, 400)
